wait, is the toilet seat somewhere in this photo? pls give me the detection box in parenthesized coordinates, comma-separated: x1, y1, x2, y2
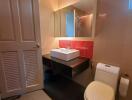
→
(84, 81, 115, 100)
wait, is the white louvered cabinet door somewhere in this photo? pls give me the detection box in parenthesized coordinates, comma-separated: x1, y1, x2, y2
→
(0, 0, 23, 98)
(0, 0, 43, 98)
(18, 0, 43, 93)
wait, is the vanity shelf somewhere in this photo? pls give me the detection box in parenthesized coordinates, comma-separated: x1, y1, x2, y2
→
(43, 54, 89, 80)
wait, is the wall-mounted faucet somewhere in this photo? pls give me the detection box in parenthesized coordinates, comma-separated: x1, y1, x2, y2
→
(67, 41, 71, 49)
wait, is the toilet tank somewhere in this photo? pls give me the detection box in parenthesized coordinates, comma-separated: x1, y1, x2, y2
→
(94, 63, 120, 92)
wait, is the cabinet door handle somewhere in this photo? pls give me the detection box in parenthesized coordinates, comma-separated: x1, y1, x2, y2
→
(36, 43, 40, 48)
(33, 43, 40, 48)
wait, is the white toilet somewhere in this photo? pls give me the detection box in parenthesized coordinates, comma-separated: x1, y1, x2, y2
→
(84, 63, 120, 100)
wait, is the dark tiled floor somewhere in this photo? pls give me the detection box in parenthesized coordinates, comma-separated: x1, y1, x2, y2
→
(44, 75, 85, 100)
(2, 95, 20, 100)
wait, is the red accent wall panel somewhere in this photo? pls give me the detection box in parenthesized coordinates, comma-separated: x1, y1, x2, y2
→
(59, 40, 94, 59)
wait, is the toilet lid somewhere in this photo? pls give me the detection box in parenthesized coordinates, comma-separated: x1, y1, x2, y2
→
(84, 81, 115, 100)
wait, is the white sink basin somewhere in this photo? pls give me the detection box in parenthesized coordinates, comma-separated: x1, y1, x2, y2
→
(50, 48, 80, 61)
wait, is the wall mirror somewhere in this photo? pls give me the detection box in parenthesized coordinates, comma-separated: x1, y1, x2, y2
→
(54, 0, 97, 37)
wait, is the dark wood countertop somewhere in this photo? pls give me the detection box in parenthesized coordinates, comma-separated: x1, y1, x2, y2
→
(42, 54, 89, 69)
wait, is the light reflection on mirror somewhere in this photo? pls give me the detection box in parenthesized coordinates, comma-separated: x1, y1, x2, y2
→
(75, 12, 93, 37)
(129, 0, 132, 9)
(66, 11, 75, 37)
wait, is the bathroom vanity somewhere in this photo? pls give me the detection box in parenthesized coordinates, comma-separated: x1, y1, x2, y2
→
(43, 54, 89, 80)
(43, 54, 89, 100)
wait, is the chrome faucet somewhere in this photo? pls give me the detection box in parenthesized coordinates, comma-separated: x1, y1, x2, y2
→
(67, 41, 71, 49)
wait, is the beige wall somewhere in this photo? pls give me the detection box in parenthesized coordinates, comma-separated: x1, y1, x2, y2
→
(94, 0, 132, 99)
(39, 0, 59, 55)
